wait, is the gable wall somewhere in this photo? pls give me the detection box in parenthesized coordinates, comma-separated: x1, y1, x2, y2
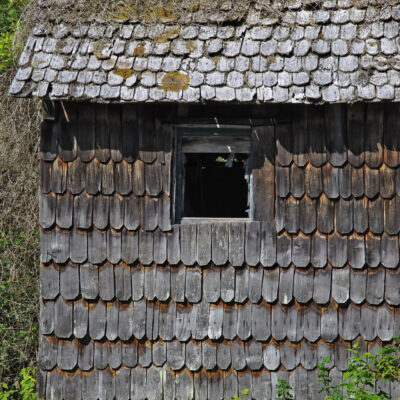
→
(38, 101, 400, 399)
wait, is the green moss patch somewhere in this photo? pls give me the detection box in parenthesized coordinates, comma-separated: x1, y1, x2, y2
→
(113, 68, 134, 79)
(160, 71, 190, 92)
(133, 42, 146, 57)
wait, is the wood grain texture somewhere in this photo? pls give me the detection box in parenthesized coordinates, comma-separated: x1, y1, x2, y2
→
(212, 223, 229, 266)
(253, 125, 275, 223)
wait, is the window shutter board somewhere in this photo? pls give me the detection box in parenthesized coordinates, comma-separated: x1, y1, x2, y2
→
(252, 125, 275, 224)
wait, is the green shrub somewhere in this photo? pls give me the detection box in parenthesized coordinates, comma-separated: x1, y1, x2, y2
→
(318, 337, 400, 400)
(0, 367, 37, 400)
(0, 0, 28, 72)
(273, 337, 400, 400)
(275, 379, 294, 400)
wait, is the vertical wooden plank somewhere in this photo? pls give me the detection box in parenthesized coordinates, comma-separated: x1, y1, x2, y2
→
(365, 103, 384, 168)
(167, 225, 181, 265)
(380, 165, 395, 199)
(326, 104, 347, 167)
(211, 223, 229, 266)
(142, 196, 159, 231)
(290, 164, 305, 198)
(108, 104, 123, 162)
(40, 160, 52, 194)
(262, 267, 279, 303)
(335, 198, 353, 235)
(40, 192, 56, 229)
(40, 118, 58, 161)
(39, 298, 55, 335)
(276, 122, 292, 166)
(308, 105, 327, 167)
(52, 157, 67, 194)
(299, 196, 316, 234)
(139, 231, 153, 265)
(252, 125, 275, 223)
(347, 103, 365, 167)
(67, 158, 85, 195)
(194, 370, 208, 400)
(158, 193, 171, 231)
(305, 164, 322, 199)
(276, 166, 290, 197)
(145, 162, 162, 196)
(353, 197, 368, 234)
(384, 103, 400, 167)
(156, 120, 173, 164)
(203, 265, 221, 303)
(364, 165, 378, 198)
(260, 221, 276, 267)
(252, 301, 271, 341)
(222, 305, 237, 340)
(317, 194, 334, 234)
(384, 195, 400, 235)
(154, 230, 167, 265)
(100, 160, 114, 195)
(85, 158, 101, 195)
(95, 104, 110, 163)
(224, 371, 238, 400)
(263, 341, 280, 371)
(115, 160, 132, 195)
(181, 224, 197, 266)
(293, 105, 309, 167)
(52, 227, 70, 264)
(54, 297, 73, 339)
(122, 104, 138, 163)
(58, 103, 77, 162)
(339, 163, 352, 198)
(235, 267, 249, 303)
(278, 265, 294, 305)
(74, 192, 93, 229)
(197, 223, 211, 266)
(229, 222, 245, 267)
(78, 103, 95, 162)
(313, 267, 331, 304)
(284, 196, 299, 234)
(294, 268, 314, 304)
(245, 222, 260, 266)
(46, 369, 63, 400)
(322, 163, 339, 199)
(369, 196, 384, 234)
(221, 265, 235, 303)
(139, 105, 157, 163)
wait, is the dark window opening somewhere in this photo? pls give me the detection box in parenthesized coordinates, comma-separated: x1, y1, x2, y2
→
(183, 153, 249, 218)
(175, 129, 252, 222)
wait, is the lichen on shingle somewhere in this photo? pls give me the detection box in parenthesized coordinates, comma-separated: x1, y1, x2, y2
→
(160, 71, 190, 92)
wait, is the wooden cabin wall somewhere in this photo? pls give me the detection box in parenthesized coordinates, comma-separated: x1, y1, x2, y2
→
(37, 102, 400, 400)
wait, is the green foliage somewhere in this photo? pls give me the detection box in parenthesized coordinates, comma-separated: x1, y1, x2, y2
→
(0, 53, 41, 387)
(0, 0, 27, 73)
(0, 230, 39, 387)
(0, 367, 37, 400)
(275, 379, 294, 400)
(318, 337, 400, 400)
(231, 388, 250, 400)
(272, 338, 399, 400)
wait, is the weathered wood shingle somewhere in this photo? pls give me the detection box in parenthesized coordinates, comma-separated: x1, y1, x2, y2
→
(37, 102, 400, 399)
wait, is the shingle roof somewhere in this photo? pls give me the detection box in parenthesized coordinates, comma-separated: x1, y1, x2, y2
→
(10, 1, 400, 103)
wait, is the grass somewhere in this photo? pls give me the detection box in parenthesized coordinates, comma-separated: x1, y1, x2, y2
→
(0, 0, 42, 388)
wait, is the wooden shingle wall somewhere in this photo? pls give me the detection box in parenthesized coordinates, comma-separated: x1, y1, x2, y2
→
(38, 102, 400, 400)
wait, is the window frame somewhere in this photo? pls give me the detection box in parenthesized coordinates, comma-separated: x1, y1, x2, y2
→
(173, 125, 253, 224)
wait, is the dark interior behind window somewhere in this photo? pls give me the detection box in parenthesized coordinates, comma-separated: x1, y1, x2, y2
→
(175, 128, 252, 222)
(183, 153, 249, 218)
